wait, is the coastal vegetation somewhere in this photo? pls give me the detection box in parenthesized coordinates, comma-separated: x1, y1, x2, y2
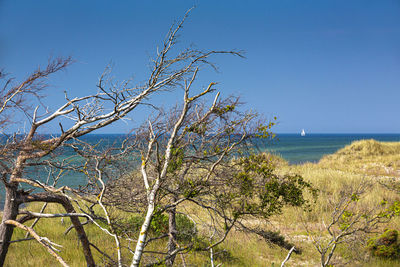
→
(2, 139, 400, 266)
(0, 10, 399, 267)
(319, 139, 400, 176)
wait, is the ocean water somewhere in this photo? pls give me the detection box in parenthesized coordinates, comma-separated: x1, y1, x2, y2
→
(262, 133, 400, 164)
(76, 133, 400, 164)
(1, 133, 400, 206)
(79, 134, 400, 164)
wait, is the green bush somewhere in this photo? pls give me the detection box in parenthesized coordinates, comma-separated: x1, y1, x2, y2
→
(367, 229, 400, 259)
(150, 212, 169, 235)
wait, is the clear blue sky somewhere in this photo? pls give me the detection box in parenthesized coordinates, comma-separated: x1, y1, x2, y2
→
(1, 0, 399, 133)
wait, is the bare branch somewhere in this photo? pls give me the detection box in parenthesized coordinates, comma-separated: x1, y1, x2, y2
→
(281, 246, 296, 267)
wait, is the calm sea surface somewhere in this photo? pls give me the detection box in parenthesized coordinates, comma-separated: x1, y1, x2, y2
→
(262, 133, 400, 164)
(1, 134, 400, 206)
(78, 133, 400, 164)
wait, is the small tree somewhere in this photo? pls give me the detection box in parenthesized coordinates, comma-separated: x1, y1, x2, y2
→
(91, 55, 315, 266)
(94, 91, 315, 266)
(305, 179, 400, 267)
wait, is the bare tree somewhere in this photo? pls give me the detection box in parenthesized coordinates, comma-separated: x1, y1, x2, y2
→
(94, 70, 314, 266)
(0, 10, 245, 266)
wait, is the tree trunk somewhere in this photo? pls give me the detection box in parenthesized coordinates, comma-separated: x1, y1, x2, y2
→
(166, 202, 177, 266)
(60, 198, 95, 267)
(131, 201, 155, 267)
(0, 184, 20, 266)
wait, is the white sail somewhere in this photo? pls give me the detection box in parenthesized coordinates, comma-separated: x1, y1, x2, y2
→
(301, 129, 306, 136)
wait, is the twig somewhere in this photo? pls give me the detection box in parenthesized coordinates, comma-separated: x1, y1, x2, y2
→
(4, 237, 35, 244)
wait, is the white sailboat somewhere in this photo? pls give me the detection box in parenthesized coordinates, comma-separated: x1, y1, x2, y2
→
(301, 129, 306, 136)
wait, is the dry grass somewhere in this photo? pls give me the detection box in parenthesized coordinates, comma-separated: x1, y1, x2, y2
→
(319, 139, 400, 176)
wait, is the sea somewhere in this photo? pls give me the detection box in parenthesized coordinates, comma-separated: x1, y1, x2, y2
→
(77, 133, 400, 164)
(1, 133, 400, 206)
(262, 133, 400, 164)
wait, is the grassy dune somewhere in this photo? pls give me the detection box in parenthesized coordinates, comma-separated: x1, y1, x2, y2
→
(319, 139, 400, 176)
(3, 139, 400, 266)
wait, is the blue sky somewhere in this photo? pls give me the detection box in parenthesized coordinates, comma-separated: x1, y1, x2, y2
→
(1, 1, 399, 133)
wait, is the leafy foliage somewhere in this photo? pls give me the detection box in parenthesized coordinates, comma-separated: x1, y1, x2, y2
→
(368, 229, 400, 259)
(214, 153, 316, 219)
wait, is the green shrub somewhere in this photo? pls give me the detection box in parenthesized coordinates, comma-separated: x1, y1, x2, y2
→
(367, 229, 400, 259)
(150, 212, 169, 235)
